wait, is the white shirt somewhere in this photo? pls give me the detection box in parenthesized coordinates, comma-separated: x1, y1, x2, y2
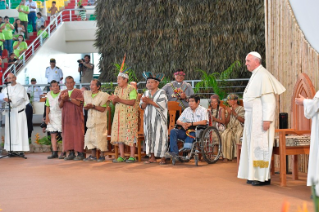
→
(26, 1, 37, 12)
(178, 105, 209, 124)
(27, 85, 43, 102)
(45, 66, 63, 83)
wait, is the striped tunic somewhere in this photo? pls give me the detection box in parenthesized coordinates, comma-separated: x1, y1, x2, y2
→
(140, 89, 168, 157)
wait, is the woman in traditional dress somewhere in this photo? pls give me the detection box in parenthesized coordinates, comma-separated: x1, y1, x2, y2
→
(208, 95, 226, 132)
(110, 59, 138, 163)
(221, 93, 245, 162)
(140, 72, 168, 164)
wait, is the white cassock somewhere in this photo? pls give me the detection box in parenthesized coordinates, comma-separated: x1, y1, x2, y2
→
(238, 65, 286, 182)
(303, 91, 319, 195)
(2, 83, 30, 151)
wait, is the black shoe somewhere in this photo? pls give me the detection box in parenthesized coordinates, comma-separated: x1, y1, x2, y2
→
(74, 152, 85, 161)
(59, 152, 66, 159)
(47, 151, 58, 159)
(83, 155, 97, 162)
(252, 180, 271, 186)
(97, 156, 106, 162)
(64, 150, 75, 160)
(246, 180, 253, 184)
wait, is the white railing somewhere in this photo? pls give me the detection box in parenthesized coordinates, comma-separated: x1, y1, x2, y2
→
(2, 8, 96, 83)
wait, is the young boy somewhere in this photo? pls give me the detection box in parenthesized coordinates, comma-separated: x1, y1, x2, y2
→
(37, 25, 48, 40)
(78, 5, 86, 21)
(48, 1, 59, 20)
(36, 12, 45, 31)
(45, 80, 63, 159)
(8, 53, 18, 65)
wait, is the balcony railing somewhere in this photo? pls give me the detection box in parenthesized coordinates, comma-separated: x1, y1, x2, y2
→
(2, 8, 96, 83)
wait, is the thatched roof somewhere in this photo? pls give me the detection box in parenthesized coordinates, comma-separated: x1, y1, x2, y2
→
(95, 0, 265, 82)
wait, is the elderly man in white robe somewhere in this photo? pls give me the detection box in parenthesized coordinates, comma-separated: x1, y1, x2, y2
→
(238, 52, 286, 186)
(140, 72, 168, 164)
(295, 92, 319, 195)
(2, 73, 30, 156)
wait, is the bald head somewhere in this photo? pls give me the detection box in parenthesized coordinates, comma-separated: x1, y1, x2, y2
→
(245, 53, 262, 72)
(7, 73, 17, 84)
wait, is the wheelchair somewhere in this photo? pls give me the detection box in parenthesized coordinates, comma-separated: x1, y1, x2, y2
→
(171, 125, 222, 166)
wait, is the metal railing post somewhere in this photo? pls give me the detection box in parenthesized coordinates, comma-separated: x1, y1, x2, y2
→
(69, 10, 72, 21)
(32, 44, 34, 55)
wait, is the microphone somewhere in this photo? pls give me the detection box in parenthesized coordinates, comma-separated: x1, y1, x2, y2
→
(4, 82, 11, 85)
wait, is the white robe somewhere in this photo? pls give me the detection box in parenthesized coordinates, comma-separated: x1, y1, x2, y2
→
(238, 65, 286, 181)
(2, 83, 30, 152)
(303, 91, 319, 195)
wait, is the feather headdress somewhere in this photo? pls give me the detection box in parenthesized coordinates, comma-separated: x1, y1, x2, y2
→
(142, 71, 165, 82)
(118, 54, 130, 79)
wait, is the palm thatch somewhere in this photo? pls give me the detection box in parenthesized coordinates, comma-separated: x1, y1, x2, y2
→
(95, 0, 265, 82)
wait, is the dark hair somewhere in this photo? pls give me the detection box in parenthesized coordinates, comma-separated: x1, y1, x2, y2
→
(50, 80, 59, 86)
(84, 54, 90, 60)
(40, 25, 45, 29)
(0, 16, 2, 19)
(65, 76, 74, 82)
(18, 34, 24, 41)
(52, 1, 56, 3)
(37, 12, 42, 16)
(91, 79, 101, 90)
(27, 93, 31, 99)
(14, 18, 20, 32)
(9, 53, 15, 57)
(189, 94, 200, 103)
(79, 5, 83, 8)
(4, 16, 9, 20)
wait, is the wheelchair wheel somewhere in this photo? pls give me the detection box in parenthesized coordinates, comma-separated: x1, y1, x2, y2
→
(200, 126, 222, 164)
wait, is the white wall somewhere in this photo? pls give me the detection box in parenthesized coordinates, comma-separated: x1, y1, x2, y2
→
(16, 21, 98, 85)
(289, 0, 319, 52)
(0, 9, 19, 18)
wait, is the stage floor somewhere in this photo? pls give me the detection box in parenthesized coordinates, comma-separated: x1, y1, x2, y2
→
(0, 153, 314, 212)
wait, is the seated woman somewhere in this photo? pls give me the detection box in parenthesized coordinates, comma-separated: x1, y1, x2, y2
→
(13, 19, 25, 41)
(208, 95, 226, 132)
(221, 93, 245, 162)
(13, 35, 27, 59)
(8, 53, 18, 65)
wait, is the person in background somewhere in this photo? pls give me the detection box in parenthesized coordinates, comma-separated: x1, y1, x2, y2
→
(0, 16, 14, 54)
(36, 12, 45, 31)
(27, 78, 44, 102)
(8, 53, 18, 65)
(0, 16, 3, 25)
(0, 28, 4, 57)
(221, 93, 245, 162)
(208, 94, 225, 133)
(16, 0, 29, 39)
(48, 1, 59, 20)
(13, 19, 25, 41)
(25, 93, 33, 142)
(37, 25, 48, 40)
(25, 0, 37, 32)
(80, 86, 88, 133)
(78, 5, 86, 21)
(78, 54, 94, 84)
(45, 58, 63, 88)
(13, 34, 27, 59)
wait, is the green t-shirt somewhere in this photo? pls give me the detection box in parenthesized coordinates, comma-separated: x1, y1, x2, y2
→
(37, 30, 48, 39)
(0, 33, 4, 50)
(45, 91, 60, 106)
(68, 89, 74, 97)
(84, 92, 107, 107)
(129, 89, 137, 100)
(0, 23, 13, 40)
(16, 5, 30, 22)
(13, 41, 28, 58)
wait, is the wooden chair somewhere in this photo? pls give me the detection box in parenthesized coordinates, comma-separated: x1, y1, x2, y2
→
(167, 101, 182, 136)
(272, 73, 314, 186)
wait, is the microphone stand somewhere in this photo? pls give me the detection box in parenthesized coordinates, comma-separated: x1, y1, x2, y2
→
(0, 83, 27, 159)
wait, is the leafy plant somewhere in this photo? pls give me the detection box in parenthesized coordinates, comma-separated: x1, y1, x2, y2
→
(113, 63, 138, 83)
(159, 76, 170, 89)
(38, 135, 62, 145)
(194, 61, 241, 99)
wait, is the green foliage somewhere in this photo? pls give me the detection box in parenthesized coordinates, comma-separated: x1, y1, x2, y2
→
(159, 76, 170, 89)
(195, 61, 241, 99)
(38, 135, 62, 145)
(113, 63, 138, 83)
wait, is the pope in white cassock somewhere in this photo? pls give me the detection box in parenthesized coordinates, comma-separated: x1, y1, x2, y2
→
(295, 92, 319, 195)
(238, 52, 286, 186)
(2, 73, 30, 154)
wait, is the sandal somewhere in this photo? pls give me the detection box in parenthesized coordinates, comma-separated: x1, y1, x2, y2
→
(126, 157, 137, 163)
(112, 156, 126, 163)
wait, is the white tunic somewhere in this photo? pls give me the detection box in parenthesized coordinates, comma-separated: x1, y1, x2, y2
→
(2, 83, 30, 151)
(27, 85, 43, 102)
(46, 91, 62, 132)
(303, 91, 319, 195)
(45, 66, 63, 83)
(238, 65, 285, 181)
